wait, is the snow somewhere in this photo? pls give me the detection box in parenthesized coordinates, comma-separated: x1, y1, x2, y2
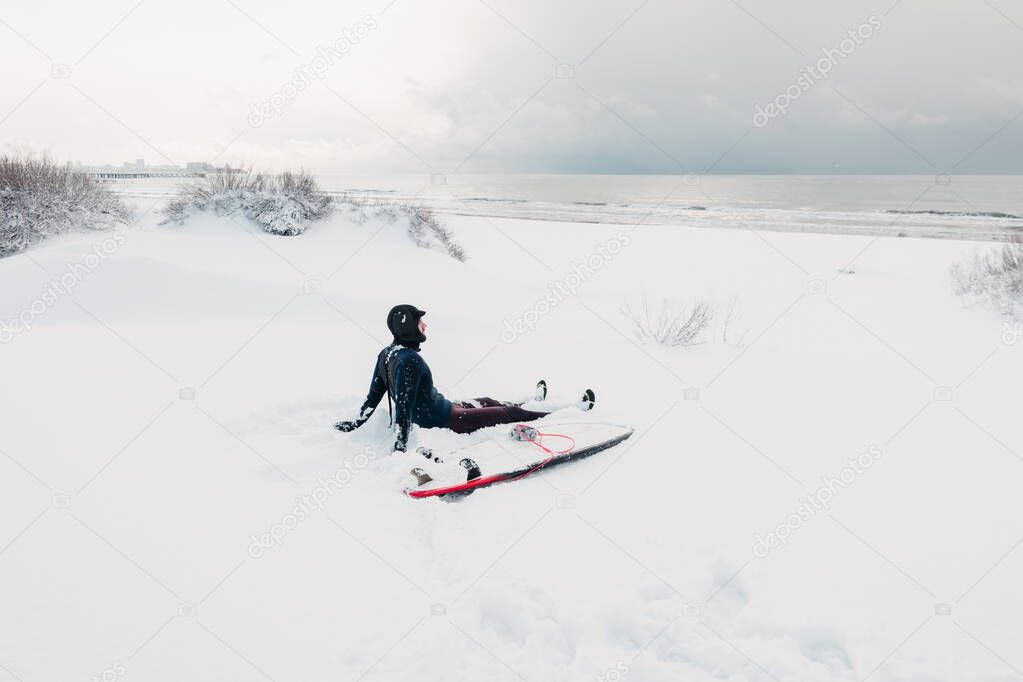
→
(1, 202, 1021, 682)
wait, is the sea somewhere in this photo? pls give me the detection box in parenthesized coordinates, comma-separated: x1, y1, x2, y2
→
(107, 174, 1023, 241)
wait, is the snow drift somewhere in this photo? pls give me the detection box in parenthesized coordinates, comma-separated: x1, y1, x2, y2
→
(1, 199, 1020, 682)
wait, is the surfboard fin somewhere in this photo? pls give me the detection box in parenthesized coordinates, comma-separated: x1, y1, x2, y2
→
(410, 467, 433, 486)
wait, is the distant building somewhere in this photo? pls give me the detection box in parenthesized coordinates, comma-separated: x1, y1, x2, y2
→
(82, 159, 234, 179)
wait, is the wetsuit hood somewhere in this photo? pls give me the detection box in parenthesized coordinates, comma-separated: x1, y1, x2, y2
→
(386, 304, 427, 349)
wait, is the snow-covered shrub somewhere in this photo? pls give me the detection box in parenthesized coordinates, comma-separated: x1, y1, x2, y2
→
(950, 237, 1023, 320)
(161, 168, 333, 236)
(401, 203, 466, 262)
(0, 156, 131, 257)
(622, 295, 714, 347)
(342, 199, 466, 262)
(335, 191, 368, 209)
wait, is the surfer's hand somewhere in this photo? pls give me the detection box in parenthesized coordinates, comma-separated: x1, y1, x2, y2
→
(334, 420, 359, 432)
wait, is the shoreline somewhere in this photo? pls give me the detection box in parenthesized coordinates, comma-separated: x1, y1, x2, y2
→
(105, 173, 1023, 244)
(436, 206, 1021, 243)
(115, 189, 1019, 244)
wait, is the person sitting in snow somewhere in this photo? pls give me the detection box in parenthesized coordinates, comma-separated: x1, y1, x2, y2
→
(334, 304, 594, 453)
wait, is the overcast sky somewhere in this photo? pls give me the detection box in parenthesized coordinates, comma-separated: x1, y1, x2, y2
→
(1, 0, 1022, 173)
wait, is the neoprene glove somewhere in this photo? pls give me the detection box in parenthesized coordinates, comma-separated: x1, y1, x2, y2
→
(334, 419, 361, 432)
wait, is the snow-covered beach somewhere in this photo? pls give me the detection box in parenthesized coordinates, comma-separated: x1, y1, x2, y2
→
(2, 192, 1021, 681)
(5, 0, 1023, 675)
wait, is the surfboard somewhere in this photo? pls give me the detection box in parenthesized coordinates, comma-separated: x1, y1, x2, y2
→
(405, 422, 634, 499)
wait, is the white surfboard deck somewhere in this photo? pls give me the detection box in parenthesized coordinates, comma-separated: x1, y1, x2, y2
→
(407, 422, 634, 498)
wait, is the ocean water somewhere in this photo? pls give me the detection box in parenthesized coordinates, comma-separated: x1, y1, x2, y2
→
(109, 174, 1023, 240)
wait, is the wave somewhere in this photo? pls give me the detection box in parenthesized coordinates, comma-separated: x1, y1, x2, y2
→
(886, 209, 1021, 220)
(464, 197, 528, 204)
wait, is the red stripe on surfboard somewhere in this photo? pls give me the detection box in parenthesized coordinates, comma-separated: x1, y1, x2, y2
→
(406, 471, 511, 498)
(404, 428, 635, 499)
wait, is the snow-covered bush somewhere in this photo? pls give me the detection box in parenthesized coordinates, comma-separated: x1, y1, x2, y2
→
(0, 156, 131, 257)
(401, 203, 466, 262)
(950, 237, 1023, 320)
(161, 168, 333, 236)
(162, 169, 465, 260)
(344, 199, 466, 262)
(622, 295, 715, 347)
